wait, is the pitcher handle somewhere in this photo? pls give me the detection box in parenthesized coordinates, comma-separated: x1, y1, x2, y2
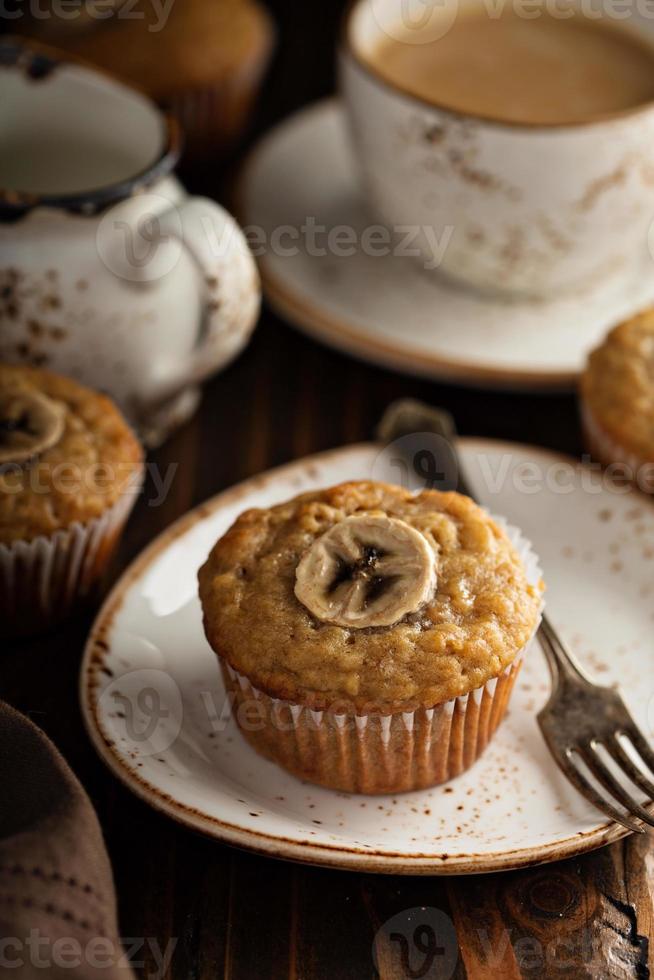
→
(152, 196, 260, 403)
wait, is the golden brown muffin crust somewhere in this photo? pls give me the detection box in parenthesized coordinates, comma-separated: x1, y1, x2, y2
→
(0, 365, 143, 544)
(53, 0, 274, 98)
(198, 481, 543, 711)
(581, 309, 654, 462)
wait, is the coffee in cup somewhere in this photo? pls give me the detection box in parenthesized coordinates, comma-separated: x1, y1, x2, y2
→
(363, 8, 654, 126)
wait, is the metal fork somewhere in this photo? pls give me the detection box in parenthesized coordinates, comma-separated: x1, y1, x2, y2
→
(378, 399, 654, 833)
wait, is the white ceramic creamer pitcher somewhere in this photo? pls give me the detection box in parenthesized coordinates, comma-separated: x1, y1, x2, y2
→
(0, 39, 260, 443)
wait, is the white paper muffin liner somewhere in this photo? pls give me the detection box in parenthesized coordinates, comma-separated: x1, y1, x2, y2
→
(220, 519, 544, 794)
(581, 401, 654, 488)
(0, 476, 141, 639)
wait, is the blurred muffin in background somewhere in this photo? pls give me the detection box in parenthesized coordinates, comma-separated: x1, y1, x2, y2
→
(0, 364, 143, 637)
(580, 309, 654, 492)
(17, 0, 275, 161)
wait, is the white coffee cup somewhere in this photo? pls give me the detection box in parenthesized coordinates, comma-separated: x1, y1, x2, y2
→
(340, 0, 654, 297)
(0, 39, 260, 444)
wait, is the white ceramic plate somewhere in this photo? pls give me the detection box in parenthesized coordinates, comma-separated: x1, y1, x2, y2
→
(81, 440, 654, 874)
(241, 100, 654, 390)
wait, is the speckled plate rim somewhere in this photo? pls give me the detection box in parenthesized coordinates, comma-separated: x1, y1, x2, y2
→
(80, 439, 633, 875)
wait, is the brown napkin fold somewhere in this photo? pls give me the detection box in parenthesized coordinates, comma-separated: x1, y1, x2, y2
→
(0, 701, 135, 979)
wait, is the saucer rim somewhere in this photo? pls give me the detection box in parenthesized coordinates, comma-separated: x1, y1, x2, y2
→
(260, 252, 576, 390)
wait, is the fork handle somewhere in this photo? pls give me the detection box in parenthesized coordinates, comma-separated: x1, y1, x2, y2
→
(536, 616, 595, 688)
(376, 399, 594, 690)
(376, 400, 476, 498)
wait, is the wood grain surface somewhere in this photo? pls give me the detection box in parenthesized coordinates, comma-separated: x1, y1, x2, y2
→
(3, 0, 653, 976)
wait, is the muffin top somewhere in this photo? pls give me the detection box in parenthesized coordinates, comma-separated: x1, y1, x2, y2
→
(581, 309, 654, 461)
(198, 481, 543, 711)
(0, 364, 143, 544)
(54, 0, 274, 98)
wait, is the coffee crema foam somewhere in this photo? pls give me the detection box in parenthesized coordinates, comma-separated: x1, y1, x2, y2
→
(365, 9, 654, 125)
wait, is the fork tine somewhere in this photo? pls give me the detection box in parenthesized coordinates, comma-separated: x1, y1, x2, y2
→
(620, 726, 654, 781)
(610, 736, 654, 800)
(552, 748, 646, 834)
(578, 745, 654, 829)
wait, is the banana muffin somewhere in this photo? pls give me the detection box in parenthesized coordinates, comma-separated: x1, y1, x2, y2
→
(581, 309, 654, 490)
(0, 364, 143, 636)
(199, 480, 543, 793)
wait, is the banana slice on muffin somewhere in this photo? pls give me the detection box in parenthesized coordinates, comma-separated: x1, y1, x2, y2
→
(294, 514, 437, 628)
(0, 388, 65, 465)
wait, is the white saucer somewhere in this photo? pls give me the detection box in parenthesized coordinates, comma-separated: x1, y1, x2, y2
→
(81, 440, 654, 874)
(241, 99, 654, 389)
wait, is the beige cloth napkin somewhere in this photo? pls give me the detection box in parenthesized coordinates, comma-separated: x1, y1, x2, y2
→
(0, 701, 135, 979)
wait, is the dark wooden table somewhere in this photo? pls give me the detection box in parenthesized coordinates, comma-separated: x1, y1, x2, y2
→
(4, 1, 653, 976)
